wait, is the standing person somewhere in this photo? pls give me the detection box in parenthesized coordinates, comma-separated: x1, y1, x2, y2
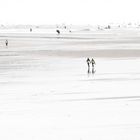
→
(86, 58, 90, 73)
(5, 40, 8, 47)
(91, 58, 95, 73)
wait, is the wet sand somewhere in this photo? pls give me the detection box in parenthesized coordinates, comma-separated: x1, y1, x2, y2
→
(0, 28, 140, 140)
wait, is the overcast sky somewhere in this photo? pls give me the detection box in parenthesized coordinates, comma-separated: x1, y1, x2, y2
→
(0, 0, 140, 25)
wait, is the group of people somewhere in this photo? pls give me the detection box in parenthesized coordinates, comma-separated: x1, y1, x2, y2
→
(86, 58, 96, 73)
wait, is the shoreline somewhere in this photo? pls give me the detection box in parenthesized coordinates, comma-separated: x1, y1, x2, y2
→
(1, 49, 140, 58)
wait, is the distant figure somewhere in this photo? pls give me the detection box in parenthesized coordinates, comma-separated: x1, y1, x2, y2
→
(5, 40, 8, 47)
(108, 25, 111, 29)
(91, 58, 95, 67)
(86, 58, 90, 73)
(30, 28, 32, 32)
(56, 29, 60, 35)
(91, 58, 96, 73)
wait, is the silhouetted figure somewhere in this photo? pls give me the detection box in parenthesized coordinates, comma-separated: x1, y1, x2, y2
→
(5, 40, 8, 47)
(91, 58, 95, 71)
(56, 29, 60, 35)
(108, 25, 111, 29)
(91, 58, 95, 66)
(86, 58, 90, 73)
(30, 28, 32, 32)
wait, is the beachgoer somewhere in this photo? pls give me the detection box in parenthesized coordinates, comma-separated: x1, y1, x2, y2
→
(91, 58, 96, 74)
(5, 40, 8, 46)
(87, 58, 90, 68)
(91, 58, 95, 68)
(56, 29, 60, 35)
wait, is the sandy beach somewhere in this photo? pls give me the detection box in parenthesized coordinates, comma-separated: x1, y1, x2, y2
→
(0, 27, 140, 140)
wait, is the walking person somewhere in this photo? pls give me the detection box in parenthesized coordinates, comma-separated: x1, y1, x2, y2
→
(86, 58, 90, 73)
(91, 58, 95, 73)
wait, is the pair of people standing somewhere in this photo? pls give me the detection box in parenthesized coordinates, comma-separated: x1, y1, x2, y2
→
(87, 58, 95, 73)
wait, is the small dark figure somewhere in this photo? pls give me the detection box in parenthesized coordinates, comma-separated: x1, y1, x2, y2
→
(5, 40, 8, 47)
(56, 29, 60, 35)
(87, 58, 90, 67)
(30, 28, 32, 32)
(91, 58, 95, 67)
(91, 58, 95, 73)
(86, 58, 90, 73)
(107, 25, 111, 29)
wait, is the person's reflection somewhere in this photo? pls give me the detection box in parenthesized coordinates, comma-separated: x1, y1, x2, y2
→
(87, 67, 91, 74)
(92, 67, 95, 74)
(92, 69, 96, 78)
